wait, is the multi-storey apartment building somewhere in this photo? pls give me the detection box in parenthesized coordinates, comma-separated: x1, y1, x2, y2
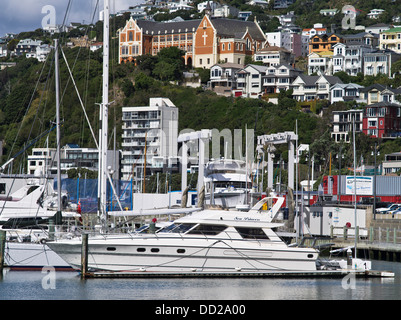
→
(121, 98, 178, 185)
(363, 102, 401, 138)
(331, 109, 363, 143)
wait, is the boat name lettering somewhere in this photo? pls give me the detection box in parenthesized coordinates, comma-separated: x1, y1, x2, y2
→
(234, 216, 260, 222)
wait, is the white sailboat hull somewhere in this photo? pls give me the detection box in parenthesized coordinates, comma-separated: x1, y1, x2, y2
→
(48, 235, 318, 273)
(4, 242, 72, 271)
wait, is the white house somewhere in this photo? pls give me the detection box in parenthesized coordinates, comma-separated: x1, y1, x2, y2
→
(332, 42, 375, 76)
(235, 64, 268, 98)
(367, 9, 385, 19)
(0, 45, 7, 58)
(291, 74, 343, 101)
(254, 45, 294, 66)
(308, 51, 333, 75)
(36, 44, 52, 62)
(209, 62, 244, 96)
(330, 83, 365, 104)
(246, 0, 269, 8)
(262, 64, 302, 94)
(365, 23, 390, 34)
(363, 49, 401, 78)
(302, 23, 327, 38)
(320, 9, 339, 16)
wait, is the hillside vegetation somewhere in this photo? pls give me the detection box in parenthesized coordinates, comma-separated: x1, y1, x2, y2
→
(0, 3, 401, 181)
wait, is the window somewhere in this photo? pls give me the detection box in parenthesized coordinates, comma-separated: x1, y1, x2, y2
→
(187, 224, 227, 236)
(158, 223, 195, 233)
(333, 89, 342, 97)
(235, 227, 269, 240)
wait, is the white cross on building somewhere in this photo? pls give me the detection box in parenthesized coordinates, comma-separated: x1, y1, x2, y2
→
(202, 31, 208, 46)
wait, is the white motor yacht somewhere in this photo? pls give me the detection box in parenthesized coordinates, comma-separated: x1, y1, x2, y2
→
(47, 196, 320, 274)
(204, 159, 252, 209)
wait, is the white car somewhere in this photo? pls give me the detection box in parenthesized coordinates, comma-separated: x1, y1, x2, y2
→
(376, 204, 401, 214)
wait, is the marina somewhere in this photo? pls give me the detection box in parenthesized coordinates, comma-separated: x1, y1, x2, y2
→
(2, 0, 401, 303)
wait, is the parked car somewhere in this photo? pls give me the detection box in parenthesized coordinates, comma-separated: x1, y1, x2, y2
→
(376, 204, 401, 214)
(387, 205, 401, 215)
(391, 207, 401, 216)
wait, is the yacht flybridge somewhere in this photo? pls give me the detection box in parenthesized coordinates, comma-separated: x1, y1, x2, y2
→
(47, 196, 320, 274)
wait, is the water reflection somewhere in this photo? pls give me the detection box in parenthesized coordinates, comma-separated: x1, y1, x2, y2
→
(0, 260, 400, 300)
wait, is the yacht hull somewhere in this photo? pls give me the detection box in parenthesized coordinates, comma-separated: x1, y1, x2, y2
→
(4, 242, 73, 271)
(48, 236, 318, 273)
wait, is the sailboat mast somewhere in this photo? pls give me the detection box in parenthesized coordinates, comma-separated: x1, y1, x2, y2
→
(55, 39, 62, 216)
(353, 115, 357, 259)
(98, 0, 110, 222)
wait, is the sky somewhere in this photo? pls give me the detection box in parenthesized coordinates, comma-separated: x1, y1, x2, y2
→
(0, 0, 140, 37)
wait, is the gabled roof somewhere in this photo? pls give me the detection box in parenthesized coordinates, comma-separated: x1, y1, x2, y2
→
(364, 101, 401, 108)
(136, 19, 201, 34)
(317, 75, 343, 85)
(209, 17, 266, 40)
(244, 64, 268, 72)
(330, 83, 364, 89)
(211, 62, 244, 69)
(361, 83, 401, 94)
(295, 74, 342, 86)
(296, 74, 319, 86)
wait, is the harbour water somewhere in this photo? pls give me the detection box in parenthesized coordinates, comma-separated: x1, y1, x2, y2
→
(0, 260, 400, 300)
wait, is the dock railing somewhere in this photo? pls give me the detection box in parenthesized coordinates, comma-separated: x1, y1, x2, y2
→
(330, 226, 401, 246)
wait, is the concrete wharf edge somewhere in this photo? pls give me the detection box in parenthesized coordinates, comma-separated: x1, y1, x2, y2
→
(82, 269, 394, 279)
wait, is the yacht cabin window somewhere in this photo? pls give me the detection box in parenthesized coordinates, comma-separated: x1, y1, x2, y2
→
(235, 227, 269, 240)
(187, 224, 227, 236)
(158, 223, 195, 233)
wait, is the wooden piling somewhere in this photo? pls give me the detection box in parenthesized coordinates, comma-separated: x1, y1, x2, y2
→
(0, 230, 5, 276)
(81, 233, 88, 279)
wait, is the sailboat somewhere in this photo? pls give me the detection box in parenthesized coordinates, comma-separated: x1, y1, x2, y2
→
(322, 116, 372, 272)
(1, 39, 78, 271)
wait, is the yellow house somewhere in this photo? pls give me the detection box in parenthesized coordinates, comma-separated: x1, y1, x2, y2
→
(379, 27, 401, 53)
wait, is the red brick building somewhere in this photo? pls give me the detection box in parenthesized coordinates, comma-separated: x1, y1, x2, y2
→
(118, 14, 266, 68)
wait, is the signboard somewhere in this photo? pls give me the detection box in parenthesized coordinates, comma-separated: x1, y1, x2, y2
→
(345, 176, 373, 195)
